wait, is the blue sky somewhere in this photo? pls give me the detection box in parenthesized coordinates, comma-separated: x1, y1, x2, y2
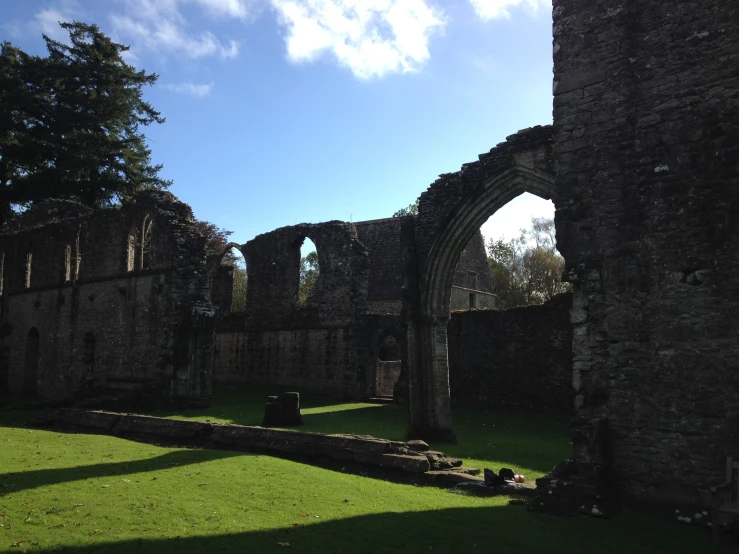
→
(2, 0, 555, 248)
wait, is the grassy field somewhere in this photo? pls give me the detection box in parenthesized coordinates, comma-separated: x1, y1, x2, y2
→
(0, 386, 732, 553)
(149, 383, 570, 481)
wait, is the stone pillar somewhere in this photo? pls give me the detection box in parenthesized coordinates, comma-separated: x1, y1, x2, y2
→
(407, 315, 456, 442)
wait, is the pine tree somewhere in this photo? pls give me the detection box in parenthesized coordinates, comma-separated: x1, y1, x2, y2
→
(0, 21, 170, 219)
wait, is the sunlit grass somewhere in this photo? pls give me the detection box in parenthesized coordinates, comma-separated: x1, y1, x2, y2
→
(151, 383, 570, 480)
(0, 406, 730, 553)
(301, 403, 388, 416)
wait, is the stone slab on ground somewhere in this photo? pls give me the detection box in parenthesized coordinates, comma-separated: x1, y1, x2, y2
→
(44, 408, 466, 479)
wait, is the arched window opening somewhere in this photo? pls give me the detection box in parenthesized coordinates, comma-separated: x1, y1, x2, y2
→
(478, 193, 568, 310)
(64, 245, 72, 282)
(82, 331, 95, 372)
(126, 225, 136, 272)
(376, 333, 402, 398)
(24, 250, 32, 289)
(140, 215, 153, 270)
(219, 246, 247, 314)
(23, 327, 40, 397)
(298, 237, 320, 308)
(72, 231, 81, 280)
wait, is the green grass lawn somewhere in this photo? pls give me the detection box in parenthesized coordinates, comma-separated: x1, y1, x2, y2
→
(149, 383, 570, 481)
(0, 386, 733, 553)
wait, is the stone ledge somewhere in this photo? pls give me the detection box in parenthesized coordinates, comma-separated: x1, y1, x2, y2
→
(43, 409, 476, 478)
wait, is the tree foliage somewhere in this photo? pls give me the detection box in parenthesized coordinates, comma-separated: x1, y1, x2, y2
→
(230, 264, 247, 313)
(487, 217, 570, 309)
(194, 219, 246, 311)
(194, 219, 237, 264)
(299, 251, 319, 305)
(393, 200, 418, 218)
(0, 21, 169, 217)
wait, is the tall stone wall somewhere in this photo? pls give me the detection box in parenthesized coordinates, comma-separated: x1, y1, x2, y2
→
(216, 222, 378, 396)
(244, 222, 369, 327)
(0, 191, 216, 406)
(448, 293, 573, 415)
(214, 318, 375, 396)
(211, 214, 498, 399)
(553, 0, 739, 505)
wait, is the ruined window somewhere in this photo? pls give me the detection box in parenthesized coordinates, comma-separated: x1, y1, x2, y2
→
(141, 215, 153, 270)
(64, 245, 72, 282)
(298, 237, 320, 307)
(219, 246, 247, 314)
(24, 251, 32, 289)
(126, 226, 136, 272)
(126, 215, 153, 271)
(72, 231, 81, 280)
(469, 292, 477, 309)
(82, 332, 95, 371)
(23, 327, 40, 396)
(467, 271, 478, 289)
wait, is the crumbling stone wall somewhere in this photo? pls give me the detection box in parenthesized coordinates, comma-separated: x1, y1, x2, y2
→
(407, 127, 556, 439)
(448, 293, 573, 415)
(0, 191, 216, 406)
(553, 0, 739, 506)
(214, 222, 374, 396)
(212, 216, 494, 399)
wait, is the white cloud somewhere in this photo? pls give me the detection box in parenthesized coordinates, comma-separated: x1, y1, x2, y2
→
(163, 81, 215, 97)
(270, 0, 446, 80)
(110, 0, 244, 60)
(468, 0, 550, 20)
(480, 193, 554, 243)
(2, 21, 24, 39)
(34, 0, 84, 42)
(189, 0, 256, 20)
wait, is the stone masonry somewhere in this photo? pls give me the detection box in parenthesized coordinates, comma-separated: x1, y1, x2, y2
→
(0, 191, 216, 407)
(550, 0, 739, 507)
(212, 218, 498, 400)
(448, 293, 573, 416)
(408, 0, 738, 511)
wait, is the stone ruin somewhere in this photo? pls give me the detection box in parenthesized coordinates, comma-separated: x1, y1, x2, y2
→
(211, 218, 512, 403)
(262, 392, 303, 427)
(1, 0, 737, 521)
(0, 191, 216, 407)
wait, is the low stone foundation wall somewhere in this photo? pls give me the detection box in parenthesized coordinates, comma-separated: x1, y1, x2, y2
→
(44, 409, 481, 482)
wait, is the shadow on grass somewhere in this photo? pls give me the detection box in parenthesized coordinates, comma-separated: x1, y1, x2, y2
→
(29, 505, 733, 554)
(151, 383, 360, 425)
(0, 448, 244, 495)
(2, 384, 571, 481)
(151, 383, 571, 475)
